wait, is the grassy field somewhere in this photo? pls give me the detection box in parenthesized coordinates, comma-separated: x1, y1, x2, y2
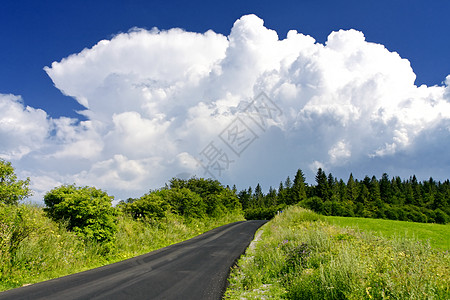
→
(325, 216, 450, 251)
(225, 206, 449, 299)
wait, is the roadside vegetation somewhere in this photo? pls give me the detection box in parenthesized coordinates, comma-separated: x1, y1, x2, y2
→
(225, 206, 449, 299)
(0, 159, 243, 291)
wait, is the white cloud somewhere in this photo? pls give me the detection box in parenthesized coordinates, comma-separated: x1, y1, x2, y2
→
(2, 14, 450, 202)
(0, 94, 49, 160)
(328, 140, 351, 165)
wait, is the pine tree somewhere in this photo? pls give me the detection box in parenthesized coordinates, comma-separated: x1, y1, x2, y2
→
(338, 179, 347, 202)
(346, 173, 358, 203)
(411, 175, 423, 206)
(327, 173, 336, 201)
(278, 181, 285, 204)
(254, 183, 264, 207)
(315, 168, 329, 201)
(369, 176, 381, 203)
(356, 183, 369, 205)
(404, 180, 415, 205)
(237, 189, 250, 210)
(266, 187, 278, 206)
(291, 169, 307, 204)
(379, 173, 391, 203)
(285, 176, 292, 189)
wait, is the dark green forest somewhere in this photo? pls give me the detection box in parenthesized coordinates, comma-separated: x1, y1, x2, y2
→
(239, 168, 450, 224)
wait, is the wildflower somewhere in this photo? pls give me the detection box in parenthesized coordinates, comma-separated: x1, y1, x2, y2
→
(366, 286, 372, 299)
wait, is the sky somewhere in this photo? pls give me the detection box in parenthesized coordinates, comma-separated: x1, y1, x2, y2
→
(1, 0, 449, 202)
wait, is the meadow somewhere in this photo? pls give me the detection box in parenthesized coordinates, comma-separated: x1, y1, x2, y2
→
(325, 215, 450, 251)
(225, 206, 449, 299)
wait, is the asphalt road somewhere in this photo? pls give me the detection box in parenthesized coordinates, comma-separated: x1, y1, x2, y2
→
(0, 220, 267, 300)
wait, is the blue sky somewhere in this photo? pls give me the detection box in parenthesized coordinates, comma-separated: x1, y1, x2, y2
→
(1, 0, 449, 201)
(1, 0, 448, 118)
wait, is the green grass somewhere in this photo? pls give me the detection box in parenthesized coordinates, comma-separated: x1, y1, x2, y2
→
(0, 204, 244, 292)
(325, 216, 450, 251)
(225, 206, 449, 299)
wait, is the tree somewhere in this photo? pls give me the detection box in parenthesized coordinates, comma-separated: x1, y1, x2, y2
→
(0, 159, 32, 205)
(285, 176, 292, 189)
(254, 183, 264, 207)
(369, 176, 381, 203)
(291, 169, 307, 204)
(44, 185, 117, 245)
(337, 179, 347, 202)
(346, 173, 358, 203)
(238, 189, 251, 210)
(315, 168, 329, 201)
(379, 173, 391, 203)
(265, 186, 278, 206)
(277, 182, 286, 204)
(411, 175, 423, 206)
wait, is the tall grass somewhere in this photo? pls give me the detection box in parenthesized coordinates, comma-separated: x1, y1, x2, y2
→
(225, 206, 449, 299)
(0, 204, 244, 292)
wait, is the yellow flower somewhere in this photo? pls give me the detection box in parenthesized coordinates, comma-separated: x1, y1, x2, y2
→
(366, 286, 372, 299)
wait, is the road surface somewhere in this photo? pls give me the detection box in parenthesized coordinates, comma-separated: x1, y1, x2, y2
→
(0, 220, 266, 300)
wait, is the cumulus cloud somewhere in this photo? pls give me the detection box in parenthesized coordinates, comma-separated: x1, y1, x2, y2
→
(2, 14, 450, 201)
(0, 94, 49, 160)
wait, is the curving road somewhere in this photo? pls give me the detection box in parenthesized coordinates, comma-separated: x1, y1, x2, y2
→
(0, 220, 266, 300)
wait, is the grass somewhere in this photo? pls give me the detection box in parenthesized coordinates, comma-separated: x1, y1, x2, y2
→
(0, 204, 244, 292)
(324, 216, 450, 251)
(225, 205, 449, 299)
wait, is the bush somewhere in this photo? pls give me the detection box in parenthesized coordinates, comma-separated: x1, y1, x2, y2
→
(124, 193, 171, 220)
(434, 208, 449, 224)
(44, 185, 117, 245)
(244, 205, 285, 220)
(166, 188, 207, 218)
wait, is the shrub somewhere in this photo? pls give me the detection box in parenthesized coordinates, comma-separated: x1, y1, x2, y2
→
(44, 185, 117, 246)
(166, 188, 207, 218)
(244, 205, 285, 220)
(434, 208, 449, 224)
(124, 193, 171, 220)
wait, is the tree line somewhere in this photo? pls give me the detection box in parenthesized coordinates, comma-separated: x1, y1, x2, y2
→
(238, 168, 449, 224)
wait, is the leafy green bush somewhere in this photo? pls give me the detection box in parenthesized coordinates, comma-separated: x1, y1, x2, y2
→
(166, 188, 207, 218)
(170, 177, 242, 216)
(244, 205, 285, 220)
(44, 185, 117, 246)
(435, 208, 449, 224)
(124, 192, 171, 220)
